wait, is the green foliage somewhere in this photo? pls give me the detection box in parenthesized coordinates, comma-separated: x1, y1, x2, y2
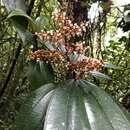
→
(1, 0, 130, 130)
(103, 63, 121, 69)
(102, 35, 130, 103)
(35, 16, 49, 31)
(27, 61, 55, 91)
(3, 0, 36, 45)
(90, 70, 111, 80)
(13, 80, 130, 130)
(0, 1, 30, 129)
(13, 83, 56, 130)
(3, 0, 27, 12)
(7, 9, 35, 29)
(7, 9, 36, 44)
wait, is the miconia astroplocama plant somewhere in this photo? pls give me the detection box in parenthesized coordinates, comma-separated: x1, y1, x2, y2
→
(4, 0, 130, 130)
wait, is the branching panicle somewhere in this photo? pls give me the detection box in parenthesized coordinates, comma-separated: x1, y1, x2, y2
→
(29, 8, 104, 80)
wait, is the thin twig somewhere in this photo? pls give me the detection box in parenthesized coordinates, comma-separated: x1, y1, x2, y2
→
(0, 43, 22, 98)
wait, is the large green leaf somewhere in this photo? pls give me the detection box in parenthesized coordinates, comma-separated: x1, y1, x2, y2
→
(3, 0, 36, 44)
(7, 9, 36, 30)
(81, 80, 130, 130)
(44, 80, 91, 130)
(44, 83, 73, 130)
(7, 9, 36, 44)
(27, 61, 55, 90)
(13, 83, 56, 130)
(83, 93, 114, 130)
(12, 80, 130, 130)
(3, 0, 27, 12)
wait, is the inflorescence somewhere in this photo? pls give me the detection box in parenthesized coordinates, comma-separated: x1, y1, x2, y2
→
(35, 8, 87, 49)
(29, 7, 104, 80)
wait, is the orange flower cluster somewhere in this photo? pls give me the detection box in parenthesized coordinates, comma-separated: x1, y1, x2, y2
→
(66, 41, 88, 54)
(52, 8, 66, 24)
(68, 57, 104, 79)
(30, 8, 104, 80)
(35, 30, 64, 47)
(29, 49, 104, 77)
(68, 58, 103, 72)
(52, 8, 88, 36)
(35, 8, 88, 48)
(29, 50, 65, 62)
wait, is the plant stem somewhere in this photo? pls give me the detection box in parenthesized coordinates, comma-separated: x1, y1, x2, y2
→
(0, 43, 22, 98)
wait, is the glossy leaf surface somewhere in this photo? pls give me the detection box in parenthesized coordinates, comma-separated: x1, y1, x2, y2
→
(81, 80, 130, 130)
(3, 0, 27, 12)
(90, 70, 111, 80)
(7, 9, 36, 44)
(103, 63, 121, 69)
(13, 80, 130, 130)
(4, 1, 35, 44)
(7, 9, 35, 28)
(13, 83, 56, 130)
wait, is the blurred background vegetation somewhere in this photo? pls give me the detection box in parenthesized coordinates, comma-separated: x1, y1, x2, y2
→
(1, 0, 130, 129)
